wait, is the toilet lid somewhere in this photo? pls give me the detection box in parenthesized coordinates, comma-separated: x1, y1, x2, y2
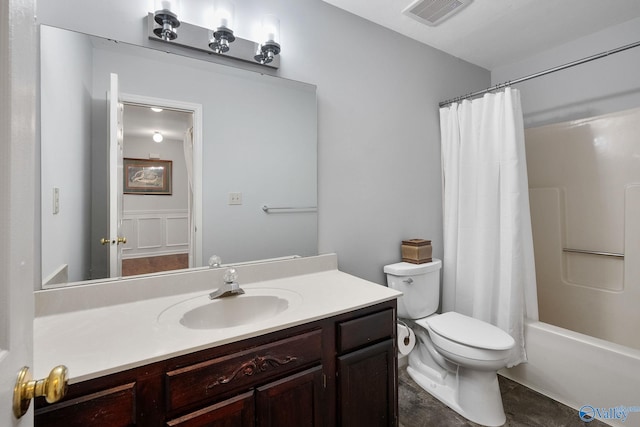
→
(425, 312, 515, 350)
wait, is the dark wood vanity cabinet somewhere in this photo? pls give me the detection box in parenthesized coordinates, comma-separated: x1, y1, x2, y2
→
(34, 300, 397, 427)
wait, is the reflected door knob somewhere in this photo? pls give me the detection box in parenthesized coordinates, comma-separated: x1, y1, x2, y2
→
(117, 236, 127, 245)
(100, 238, 113, 245)
(13, 365, 68, 419)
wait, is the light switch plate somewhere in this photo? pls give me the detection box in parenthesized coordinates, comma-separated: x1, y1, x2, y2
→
(53, 187, 60, 214)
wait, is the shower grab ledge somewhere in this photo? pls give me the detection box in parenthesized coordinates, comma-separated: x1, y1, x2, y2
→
(562, 248, 624, 258)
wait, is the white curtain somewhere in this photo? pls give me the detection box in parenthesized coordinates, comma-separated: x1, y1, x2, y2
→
(184, 127, 194, 266)
(183, 127, 194, 191)
(440, 88, 538, 367)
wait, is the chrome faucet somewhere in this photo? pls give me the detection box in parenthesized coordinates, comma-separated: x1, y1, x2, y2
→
(209, 268, 245, 299)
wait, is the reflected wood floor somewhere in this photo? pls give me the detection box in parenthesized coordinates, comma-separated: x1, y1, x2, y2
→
(122, 254, 189, 276)
(398, 367, 608, 427)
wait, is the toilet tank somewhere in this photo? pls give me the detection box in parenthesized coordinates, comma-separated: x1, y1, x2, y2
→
(384, 259, 441, 319)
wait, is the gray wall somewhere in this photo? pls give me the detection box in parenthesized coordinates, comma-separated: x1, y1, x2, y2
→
(123, 136, 189, 212)
(37, 0, 489, 285)
(40, 26, 93, 283)
(492, 17, 640, 128)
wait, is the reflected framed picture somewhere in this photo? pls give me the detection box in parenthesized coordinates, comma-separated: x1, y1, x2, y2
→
(123, 158, 172, 195)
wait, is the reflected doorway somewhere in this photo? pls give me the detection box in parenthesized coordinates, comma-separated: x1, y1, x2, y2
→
(119, 102, 195, 276)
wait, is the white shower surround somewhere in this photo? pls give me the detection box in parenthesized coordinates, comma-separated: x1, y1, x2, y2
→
(503, 107, 640, 427)
(525, 108, 640, 350)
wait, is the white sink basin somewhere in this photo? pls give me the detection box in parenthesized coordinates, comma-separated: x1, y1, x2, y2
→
(157, 288, 302, 330)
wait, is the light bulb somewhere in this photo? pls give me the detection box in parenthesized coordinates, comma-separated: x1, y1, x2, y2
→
(212, 0, 235, 30)
(153, 132, 163, 143)
(254, 14, 281, 64)
(154, 0, 180, 14)
(261, 14, 280, 44)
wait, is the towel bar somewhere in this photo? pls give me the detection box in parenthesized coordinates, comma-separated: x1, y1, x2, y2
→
(262, 205, 317, 213)
(562, 248, 624, 258)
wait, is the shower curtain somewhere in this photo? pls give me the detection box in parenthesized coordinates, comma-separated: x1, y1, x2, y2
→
(439, 88, 538, 367)
(184, 127, 194, 265)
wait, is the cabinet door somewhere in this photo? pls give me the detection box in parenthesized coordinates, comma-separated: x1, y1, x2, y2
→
(256, 366, 324, 427)
(167, 391, 255, 427)
(337, 339, 396, 427)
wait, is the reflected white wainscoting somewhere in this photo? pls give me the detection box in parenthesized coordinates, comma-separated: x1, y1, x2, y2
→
(122, 209, 189, 259)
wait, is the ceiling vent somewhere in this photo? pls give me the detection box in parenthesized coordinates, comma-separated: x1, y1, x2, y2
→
(402, 0, 472, 26)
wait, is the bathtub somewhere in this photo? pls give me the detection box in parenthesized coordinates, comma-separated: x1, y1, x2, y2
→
(500, 320, 640, 427)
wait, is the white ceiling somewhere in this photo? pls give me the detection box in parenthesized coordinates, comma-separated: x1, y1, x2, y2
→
(322, 0, 640, 70)
(124, 104, 191, 143)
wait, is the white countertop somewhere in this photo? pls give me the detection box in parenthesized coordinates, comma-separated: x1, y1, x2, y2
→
(34, 266, 401, 383)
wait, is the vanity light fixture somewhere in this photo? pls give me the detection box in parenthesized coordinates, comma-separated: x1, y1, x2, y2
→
(209, 0, 236, 54)
(153, 132, 164, 143)
(147, 6, 281, 69)
(153, 0, 181, 41)
(254, 14, 281, 65)
(151, 107, 163, 112)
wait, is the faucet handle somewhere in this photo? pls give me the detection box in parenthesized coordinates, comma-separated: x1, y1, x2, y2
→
(209, 255, 222, 268)
(223, 268, 238, 284)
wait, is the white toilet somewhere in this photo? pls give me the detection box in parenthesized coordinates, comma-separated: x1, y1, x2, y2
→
(385, 259, 514, 427)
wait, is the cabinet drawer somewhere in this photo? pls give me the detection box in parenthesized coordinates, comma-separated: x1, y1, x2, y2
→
(166, 329, 322, 412)
(337, 309, 394, 354)
(35, 382, 136, 427)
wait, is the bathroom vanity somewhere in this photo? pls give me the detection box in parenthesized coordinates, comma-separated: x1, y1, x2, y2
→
(32, 255, 401, 426)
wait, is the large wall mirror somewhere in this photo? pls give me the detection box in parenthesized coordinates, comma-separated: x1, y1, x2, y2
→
(40, 25, 318, 288)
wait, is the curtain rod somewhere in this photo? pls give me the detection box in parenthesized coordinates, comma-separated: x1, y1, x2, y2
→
(439, 39, 640, 108)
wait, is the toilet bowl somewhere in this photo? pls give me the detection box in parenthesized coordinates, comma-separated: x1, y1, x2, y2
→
(385, 260, 514, 427)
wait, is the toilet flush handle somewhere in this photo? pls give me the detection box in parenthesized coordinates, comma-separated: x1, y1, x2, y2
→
(403, 278, 413, 284)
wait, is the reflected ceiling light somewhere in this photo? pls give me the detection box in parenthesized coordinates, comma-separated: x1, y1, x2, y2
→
(151, 107, 163, 112)
(153, 0, 181, 41)
(209, 0, 236, 54)
(254, 14, 281, 64)
(153, 132, 164, 143)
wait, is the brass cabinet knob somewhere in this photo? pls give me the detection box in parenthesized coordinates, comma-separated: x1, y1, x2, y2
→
(13, 365, 68, 419)
(100, 238, 112, 245)
(117, 236, 127, 245)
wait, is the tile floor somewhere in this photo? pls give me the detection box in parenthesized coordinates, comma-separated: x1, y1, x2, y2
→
(398, 368, 608, 427)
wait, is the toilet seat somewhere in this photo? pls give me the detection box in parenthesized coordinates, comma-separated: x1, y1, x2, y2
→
(414, 312, 515, 363)
(426, 312, 514, 350)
